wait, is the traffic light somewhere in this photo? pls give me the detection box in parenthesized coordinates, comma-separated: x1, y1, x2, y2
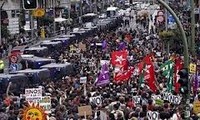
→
(178, 68, 189, 94)
(23, 0, 38, 10)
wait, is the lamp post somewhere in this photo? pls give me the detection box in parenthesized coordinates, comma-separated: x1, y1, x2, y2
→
(191, 0, 196, 56)
(0, 1, 5, 45)
(157, 0, 190, 119)
(53, 0, 56, 35)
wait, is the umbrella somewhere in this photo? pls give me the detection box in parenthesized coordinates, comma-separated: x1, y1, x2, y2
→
(137, 10, 149, 17)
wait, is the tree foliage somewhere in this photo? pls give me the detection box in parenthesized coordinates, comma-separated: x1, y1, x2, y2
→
(159, 30, 175, 40)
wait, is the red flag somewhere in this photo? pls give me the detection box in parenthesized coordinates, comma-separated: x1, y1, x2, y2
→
(174, 57, 183, 93)
(139, 54, 157, 93)
(111, 50, 128, 68)
(114, 67, 134, 82)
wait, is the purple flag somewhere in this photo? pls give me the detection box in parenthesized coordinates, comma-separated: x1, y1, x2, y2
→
(102, 40, 107, 50)
(96, 63, 110, 86)
(193, 71, 199, 96)
(118, 41, 126, 50)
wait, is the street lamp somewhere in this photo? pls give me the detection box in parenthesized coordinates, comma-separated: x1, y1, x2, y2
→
(157, 0, 190, 119)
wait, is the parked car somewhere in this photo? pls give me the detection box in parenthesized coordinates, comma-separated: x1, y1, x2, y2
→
(0, 73, 29, 96)
(24, 47, 49, 57)
(20, 54, 55, 69)
(16, 69, 50, 86)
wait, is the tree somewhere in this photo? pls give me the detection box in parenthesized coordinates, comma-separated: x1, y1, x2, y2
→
(159, 30, 175, 54)
(159, 30, 175, 40)
(159, 29, 183, 54)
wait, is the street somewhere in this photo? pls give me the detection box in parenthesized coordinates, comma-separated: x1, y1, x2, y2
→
(0, 0, 199, 120)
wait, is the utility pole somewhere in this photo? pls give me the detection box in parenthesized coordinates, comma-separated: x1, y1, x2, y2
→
(191, 0, 196, 56)
(80, 0, 83, 24)
(157, 0, 189, 118)
(53, 0, 56, 35)
(68, 0, 71, 20)
(0, 1, 5, 45)
(164, 0, 169, 56)
(30, 11, 34, 40)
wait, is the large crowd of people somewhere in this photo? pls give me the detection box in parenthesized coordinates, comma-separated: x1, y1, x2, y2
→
(0, 8, 199, 120)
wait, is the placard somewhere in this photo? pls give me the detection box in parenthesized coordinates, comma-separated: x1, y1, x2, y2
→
(78, 42, 86, 51)
(155, 99, 164, 106)
(90, 96, 102, 106)
(25, 88, 42, 97)
(39, 96, 51, 114)
(80, 77, 87, 84)
(25, 96, 42, 103)
(132, 96, 140, 104)
(163, 92, 182, 104)
(189, 63, 197, 74)
(193, 100, 200, 114)
(100, 60, 110, 66)
(78, 105, 93, 116)
(147, 111, 159, 120)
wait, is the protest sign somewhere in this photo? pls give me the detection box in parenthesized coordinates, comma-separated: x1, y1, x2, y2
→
(25, 88, 42, 97)
(78, 42, 86, 51)
(25, 88, 43, 104)
(152, 95, 163, 106)
(193, 100, 200, 114)
(132, 96, 140, 104)
(147, 111, 159, 120)
(155, 99, 164, 106)
(25, 96, 42, 103)
(80, 77, 87, 84)
(39, 96, 51, 114)
(100, 60, 110, 66)
(78, 105, 92, 116)
(189, 63, 196, 74)
(162, 92, 182, 104)
(90, 96, 102, 106)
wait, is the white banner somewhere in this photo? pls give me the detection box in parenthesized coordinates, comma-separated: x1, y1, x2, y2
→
(90, 96, 102, 106)
(25, 88, 42, 97)
(100, 60, 110, 66)
(147, 111, 159, 120)
(39, 96, 51, 114)
(163, 92, 182, 104)
(25, 96, 42, 103)
(80, 77, 87, 84)
(132, 96, 140, 104)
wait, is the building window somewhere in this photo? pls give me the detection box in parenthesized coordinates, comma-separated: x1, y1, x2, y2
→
(16, 10, 20, 17)
(11, 10, 15, 18)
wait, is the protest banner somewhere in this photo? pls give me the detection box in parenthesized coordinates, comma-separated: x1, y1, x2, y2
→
(155, 99, 164, 106)
(25, 88, 42, 97)
(189, 63, 196, 74)
(90, 96, 102, 106)
(147, 111, 159, 120)
(132, 96, 140, 104)
(162, 92, 182, 104)
(25, 96, 42, 103)
(100, 60, 110, 66)
(80, 76, 87, 84)
(25, 88, 43, 104)
(193, 100, 200, 114)
(39, 96, 51, 114)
